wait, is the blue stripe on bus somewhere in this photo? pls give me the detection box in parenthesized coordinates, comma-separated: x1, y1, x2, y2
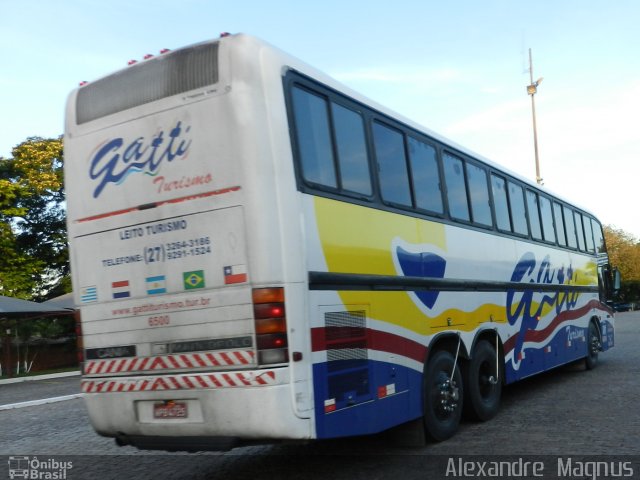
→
(313, 317, 615, 439)
(313, 359, 423, 439)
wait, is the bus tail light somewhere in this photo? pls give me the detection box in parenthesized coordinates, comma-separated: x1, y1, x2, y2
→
(253, 288, 288, 365)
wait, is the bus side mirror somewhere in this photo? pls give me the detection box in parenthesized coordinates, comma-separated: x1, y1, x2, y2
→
(613, 268, 621, 293)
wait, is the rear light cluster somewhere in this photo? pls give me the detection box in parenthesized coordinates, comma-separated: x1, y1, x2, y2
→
(252, 288, 288, 365)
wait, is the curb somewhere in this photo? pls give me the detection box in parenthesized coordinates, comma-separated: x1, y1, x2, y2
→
(0, 393, 84, 411)
(0, 370, 81, 385)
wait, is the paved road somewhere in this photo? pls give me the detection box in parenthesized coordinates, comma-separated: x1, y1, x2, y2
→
(0, 374, 80, 406)
(1, 311, 639, 479)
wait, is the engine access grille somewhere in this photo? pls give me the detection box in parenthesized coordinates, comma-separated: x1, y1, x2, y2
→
(324, 310, 370, 402)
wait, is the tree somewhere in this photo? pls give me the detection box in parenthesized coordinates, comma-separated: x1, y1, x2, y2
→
(604, 225, 640, 281)
(0, 137, 68, 300)
(604, 225, 640, 302)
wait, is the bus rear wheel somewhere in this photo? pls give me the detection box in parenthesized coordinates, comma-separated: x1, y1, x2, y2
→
(423, 349, 463, 441)
(463, 340, 501, 421)
(585, 321, 601, 370)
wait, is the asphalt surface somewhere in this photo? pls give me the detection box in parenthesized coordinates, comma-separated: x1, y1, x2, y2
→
(1, 311, 639, 480)
(0, 374, 80, 406)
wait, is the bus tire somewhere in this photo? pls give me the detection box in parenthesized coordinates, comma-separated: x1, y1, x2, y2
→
(463, 340, 501, 421)
(423, 349, 463, 442)
(585, 321, 600, 370)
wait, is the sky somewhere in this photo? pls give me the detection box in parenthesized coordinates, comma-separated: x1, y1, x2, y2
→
(1, 0, 639, 238)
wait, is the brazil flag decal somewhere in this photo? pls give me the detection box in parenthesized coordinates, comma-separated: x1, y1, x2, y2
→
(183, 270, 205, 290)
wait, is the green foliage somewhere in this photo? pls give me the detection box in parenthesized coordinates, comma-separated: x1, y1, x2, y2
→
(0, 136, 68, 300)
(16, 315, 76, 342)
(604, 226, 640, 281)
(604, 225, 640, 302)
(618, 280, 640, 303)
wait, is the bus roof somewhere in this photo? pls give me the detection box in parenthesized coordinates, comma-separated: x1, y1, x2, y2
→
(70, 33, 597, 219)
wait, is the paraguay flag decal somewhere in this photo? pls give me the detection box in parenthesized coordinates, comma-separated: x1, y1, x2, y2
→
(112, 280, 130, 299)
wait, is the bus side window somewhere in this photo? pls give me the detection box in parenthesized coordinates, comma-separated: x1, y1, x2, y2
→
(331, 103, 372, 196)
(466, 162, 492, 227)
(592, 218, 605, 253)
(291, 86, 337, 188)
(526, 190, 542, 240)
(574, 211, 586, 251)
(584, 216, 596, 253)
(491, 174, 511, 232)
(539, 195, 556, 243)
(553, 202, 567, 246)
(564, 206, 578, 248)
(372, 122, 412, 206)
(508, 181, 528, 236)
(443, 152, 470, 221)
(407, 137, 443, 213)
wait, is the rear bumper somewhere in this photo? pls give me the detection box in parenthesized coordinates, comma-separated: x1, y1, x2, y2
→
(114, 434, 245, 452)
(82, 367, 313, 450)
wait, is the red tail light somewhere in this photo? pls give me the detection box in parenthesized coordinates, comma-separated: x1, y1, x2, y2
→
(253, 288, 288, 365)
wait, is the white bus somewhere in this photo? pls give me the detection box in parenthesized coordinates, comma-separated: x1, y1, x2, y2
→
(64, 33, 618, 450)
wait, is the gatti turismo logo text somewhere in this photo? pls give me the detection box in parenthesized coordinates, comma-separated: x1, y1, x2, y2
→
(89, 121, 192, 198)
(8, 456, 72, 479)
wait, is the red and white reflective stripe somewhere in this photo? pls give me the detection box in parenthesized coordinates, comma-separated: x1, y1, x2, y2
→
(324, 398, 336, 413)
(82, 370, 276, 393)
(84, 350, 255, 374)
(377, 383, 396, 399)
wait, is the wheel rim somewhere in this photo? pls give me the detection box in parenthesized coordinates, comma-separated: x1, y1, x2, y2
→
(589, 328, 601, 357)
(433, 371, 460, 420)
(477, 359, 496, 400)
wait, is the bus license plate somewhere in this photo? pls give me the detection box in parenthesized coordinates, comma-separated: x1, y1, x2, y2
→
(153, 401, 188, 419)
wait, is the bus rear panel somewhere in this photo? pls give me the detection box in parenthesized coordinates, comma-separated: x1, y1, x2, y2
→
(65, 36, 312, 451)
